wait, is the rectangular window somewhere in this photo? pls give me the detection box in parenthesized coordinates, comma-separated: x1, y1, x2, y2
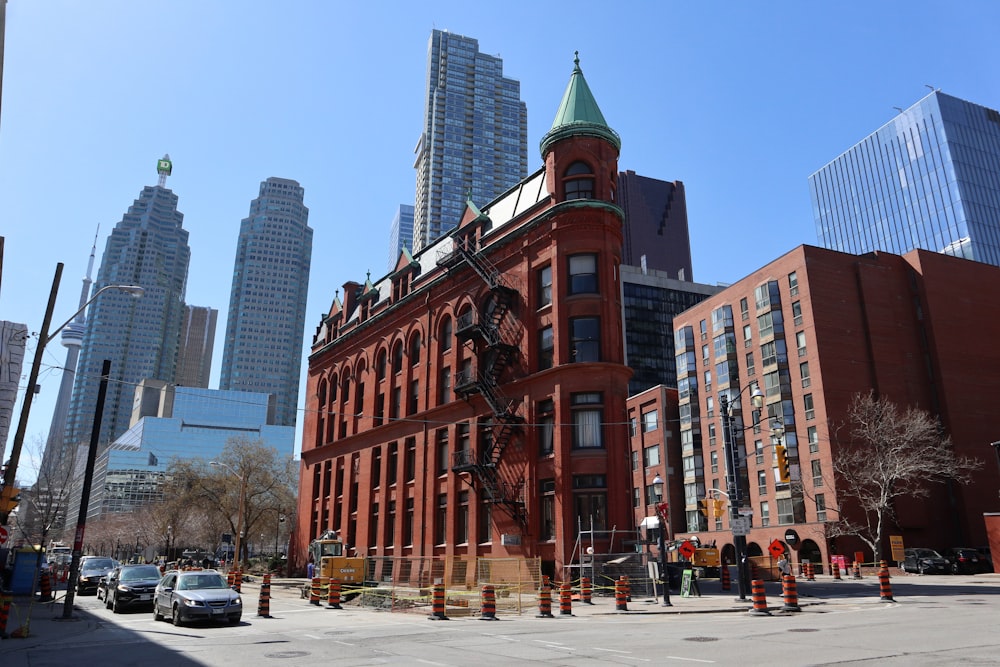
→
(760, 501, 770, 527)
(788, 271, 799, 296)
(539, 326, 554, 370)
(642, 409, 658, 432)
(372, 447, 382, 488)
(633, 487, 641, 508)
(572, 393, 603, 448)
(457, 491, 469, 544)
(799, 361, 811, 388)
(404, 498, 414, 546)
(631, 450, 639, 471)
(440, 366, 452, 403)
(374, 393, 385, 427)
(755, 439, 764, 465)
(538, 265, 552, 307)
(570, 317, 601, 362)
(804, 393, 815, 420)
(776, 497, 794, 525)
(811, 459, 823, 487)
(538, 399, 555, 456)
(409, 379, 419, 415)
(807, 426, 819, 453)
(568, 253, 598, 294)
(629, 417, 638, 437)
(405, 438, 416, 482)
(435, 494, 448, 545)
(746, 351, 755, 377)
(386, 500, 396, 547)
(758, 469, 768, 496)
(390, 386, 401, 419)
(540, 480, 556, 541)
(436, 429, 449, 474)
(710, 450, 719, 473)
(792, 300, 803, 326)
(574, 489, 607, 533)
(387, 442, 398, 486)
(740, 297, 749, 321)
(644, 445, 661, 467)
(478, 499, 492, 544)
(796, 331, 807, 357)
(743, 324, 753, 348)
(370, 502, 380, 548)
(815, 493, 827, 522)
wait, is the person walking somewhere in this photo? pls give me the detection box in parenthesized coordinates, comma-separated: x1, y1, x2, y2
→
(777, 554, 791, 577)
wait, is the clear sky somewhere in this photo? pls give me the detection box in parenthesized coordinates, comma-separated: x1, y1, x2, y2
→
(3, 1, 1000, 483)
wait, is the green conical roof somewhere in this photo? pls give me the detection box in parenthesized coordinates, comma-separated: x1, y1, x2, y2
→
(540, 52, 620, 156)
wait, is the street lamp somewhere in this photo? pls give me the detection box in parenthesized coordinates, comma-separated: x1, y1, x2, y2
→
(1, 273, 143, 525)
(719, 383, 764, 602)
(211, 460, 248, 571)
(652, 474, 672, 607)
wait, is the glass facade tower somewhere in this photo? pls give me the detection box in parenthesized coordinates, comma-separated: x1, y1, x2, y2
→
(65, 164, 190, 450)
(220, 177, 312, 428)
(411, 30, 528, 252)
(810, 91, 1000, 267)
(387, 203, 414, 270)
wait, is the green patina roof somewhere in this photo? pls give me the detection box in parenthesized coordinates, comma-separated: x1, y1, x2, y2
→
(540, 52, 620, 156)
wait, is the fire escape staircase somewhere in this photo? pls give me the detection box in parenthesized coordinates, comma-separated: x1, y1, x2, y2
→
(437, 239, 526, 524)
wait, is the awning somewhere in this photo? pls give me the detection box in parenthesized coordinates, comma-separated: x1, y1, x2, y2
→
(639, 516, 661, 528)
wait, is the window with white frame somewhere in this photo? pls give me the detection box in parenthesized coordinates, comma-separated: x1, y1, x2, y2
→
(571, 392, 603, 448)
(568, 253, 598, 294)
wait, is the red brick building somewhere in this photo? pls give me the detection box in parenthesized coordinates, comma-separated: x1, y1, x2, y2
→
(296, 56, 636, 578)
(663, 245, 1000, 568)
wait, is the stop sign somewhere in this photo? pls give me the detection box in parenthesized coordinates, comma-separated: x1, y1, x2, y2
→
(0, 525, 8, 545)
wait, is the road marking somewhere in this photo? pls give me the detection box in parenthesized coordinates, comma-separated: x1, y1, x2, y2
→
(663, 657, 715, 664)
(302, 634, 322, 639)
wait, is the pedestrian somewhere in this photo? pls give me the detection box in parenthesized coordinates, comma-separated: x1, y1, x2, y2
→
(306, 556, 315, 580)
(777, 554, 791, 577)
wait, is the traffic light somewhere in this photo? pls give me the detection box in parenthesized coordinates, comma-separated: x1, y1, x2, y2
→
(0, 485, 21, 514)
(712, 498, 726, 519)
(699, 499, 709, 517)
(775, 443, 791, 483)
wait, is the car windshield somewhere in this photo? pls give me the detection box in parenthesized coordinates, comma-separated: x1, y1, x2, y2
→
(82, 559, 115, 570)
(176, 574, 227, 591)
(915, 549, 942, 558)
(120, 566, 161, 582)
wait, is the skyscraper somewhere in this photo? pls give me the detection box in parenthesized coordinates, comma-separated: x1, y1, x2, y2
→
(387, 203, 414, 270)
(220, 177, 312, 428)
(64, 156, 190, 450)
(411, 30, 528, 252)
(175, 305, 218, 388)
(617, 170, 693, 280)
(810, 90, 1000, 267)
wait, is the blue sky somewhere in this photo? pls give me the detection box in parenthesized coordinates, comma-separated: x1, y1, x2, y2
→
(3, 1, 1000, 482)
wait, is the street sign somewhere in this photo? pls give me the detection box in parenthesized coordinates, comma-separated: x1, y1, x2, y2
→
(0, 525, 8, 545)
(731, 516, 750, 536)
(784, 529, 800, 546)
(769, 539, 785, 559)
(738, 507, 754, 517)
(890, 535, 906, 562)
(678, 540, 696, 559)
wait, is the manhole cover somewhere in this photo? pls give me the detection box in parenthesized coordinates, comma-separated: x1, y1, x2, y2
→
(787, 628, 819, 633)
(264, 651, 310, 659)
(683, 637, 720, 642)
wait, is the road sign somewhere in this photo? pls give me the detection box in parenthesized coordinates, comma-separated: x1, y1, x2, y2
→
(678, 540, 696, 559)
(784, 529, 800, 546)
(731, 517, 750, 536)
(890, 535, 906, 562)
(0, 525, 8, 545)
(769, 539, 785, 559)
(738, 507, 754, 517)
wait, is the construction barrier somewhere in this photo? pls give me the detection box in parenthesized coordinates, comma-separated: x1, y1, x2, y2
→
(832, 562, 842, 581)
(614, 576, 628, 612)
(879, 561, 895, 603)
(852, 561, 863, 579)
(805, 561, 816, 581)
(480, 585, 497, 620)
(227, 570, 235, 588)
(0, 594, 10, 638)
(536, 585, 554, 618)
(327, 578, 343, 609)
(428, 583, 449, 620)
(720, 564, 731, 591)
(233, 569, 242, 593)
(38, 571, 53, 602)
(749, 579, 770, 616)
(781, 574, 801, 612)
(309, 577, 323, 605)
(580, 577, 593, 604)
(541, 574, 551, 591)
(558, 582, 573, 617)
(257, 573, 271, 618)
(624, 574, 631, 602)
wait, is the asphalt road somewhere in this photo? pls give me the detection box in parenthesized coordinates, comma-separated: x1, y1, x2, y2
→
(5, 574, 1000, 666)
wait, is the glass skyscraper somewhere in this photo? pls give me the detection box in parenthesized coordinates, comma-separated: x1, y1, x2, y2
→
(65, 157, 190, 450)
(220, 177, 312, 428)
(411, 30, 528, 252)
(387, 203, 414, 270)
(810, 90, 1000, 266)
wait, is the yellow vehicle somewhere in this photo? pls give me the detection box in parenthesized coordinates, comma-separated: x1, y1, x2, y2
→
(307, 531, 366, 585)
(691, 547, 721, 577)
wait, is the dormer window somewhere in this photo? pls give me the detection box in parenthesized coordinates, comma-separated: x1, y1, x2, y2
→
(564, 161, 594, 200)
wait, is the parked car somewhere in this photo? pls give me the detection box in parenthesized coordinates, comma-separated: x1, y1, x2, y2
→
(153, 569, 242, 626)
(77, 557, 118, 595)
(943, 547, 990, 575)
(103, 564, 163, 612)
(901, 548, 950, 574)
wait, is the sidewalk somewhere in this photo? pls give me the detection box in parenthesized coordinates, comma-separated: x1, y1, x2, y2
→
(0, 592, 99, 651)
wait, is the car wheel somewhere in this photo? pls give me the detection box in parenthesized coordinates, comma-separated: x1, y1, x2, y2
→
(112, 595, 121, 614)
(172, 605, 184, 627)
(105, 593, 112, 609)
(918, 563, 926, 575)
(153, 603, 163, 622)
(229, 615, 241, 626)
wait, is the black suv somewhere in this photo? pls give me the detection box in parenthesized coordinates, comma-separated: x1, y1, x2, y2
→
(104, 564, 163, 612)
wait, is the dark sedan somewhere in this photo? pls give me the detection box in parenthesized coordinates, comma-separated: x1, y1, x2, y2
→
(104, 564, 163, 612)
(77, 557, 118, 595)
(943, 547, 990, 575)
(153, 569, 242, 626)
(901, 548, 950, 575)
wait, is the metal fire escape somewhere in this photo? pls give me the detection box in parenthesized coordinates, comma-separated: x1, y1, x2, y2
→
(437, 237, 526, 524)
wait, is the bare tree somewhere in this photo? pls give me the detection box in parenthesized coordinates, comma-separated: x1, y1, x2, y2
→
(826, 392, 981, 561)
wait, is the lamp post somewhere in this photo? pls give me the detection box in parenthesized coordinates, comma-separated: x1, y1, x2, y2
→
(211, 460, 248, 571)
(274, 513, 285, 557)
(0, 275, 143, 525)
(652, 474, 671, 606)
(719, 384, 764, 602)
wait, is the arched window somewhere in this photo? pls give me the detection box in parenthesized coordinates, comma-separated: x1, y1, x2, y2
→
(410, 332, 421, 366)
(316, 380, 327, 447)
(564, 161, 594, 200)
(440, 316, 453, 352)
(377, 349, 387, 381)
(392, 342, 404, 375)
